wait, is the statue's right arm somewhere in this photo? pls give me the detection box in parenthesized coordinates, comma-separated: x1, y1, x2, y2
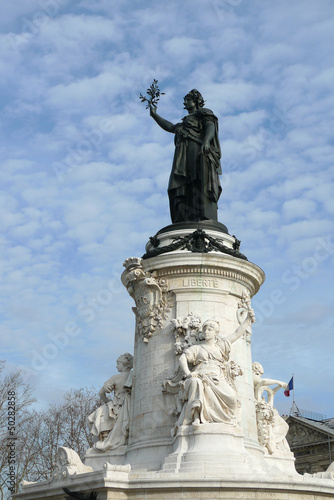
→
(99, 376, 115, 403)
(179, 353, 192, 377)
(150, 105, 175, 133)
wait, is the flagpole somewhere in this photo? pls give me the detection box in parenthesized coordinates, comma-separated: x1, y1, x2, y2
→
(292, 372, 295, 405)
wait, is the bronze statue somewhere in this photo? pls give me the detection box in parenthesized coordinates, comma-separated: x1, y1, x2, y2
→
(149, 89, 222, 224)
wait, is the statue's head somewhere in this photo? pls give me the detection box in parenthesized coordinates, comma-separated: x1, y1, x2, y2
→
(202, 319, 220, 340)
(184, 89, 205, 109)
(252, 362, 264, 376)
(117, 353, 133, 372)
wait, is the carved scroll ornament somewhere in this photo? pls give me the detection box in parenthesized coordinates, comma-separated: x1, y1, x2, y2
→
(122, 257, 173, 343)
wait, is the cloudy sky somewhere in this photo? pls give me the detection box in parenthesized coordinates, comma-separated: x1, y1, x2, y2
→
(1, 0, 334, 418)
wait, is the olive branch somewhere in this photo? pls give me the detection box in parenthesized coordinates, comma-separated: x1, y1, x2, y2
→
(139, 79, 165, 109)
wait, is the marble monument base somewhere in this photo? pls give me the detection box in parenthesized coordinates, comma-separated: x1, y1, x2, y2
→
(17, 467, 334, 500)
(16, 224, 334, 499)
(162, 422, 249, 475)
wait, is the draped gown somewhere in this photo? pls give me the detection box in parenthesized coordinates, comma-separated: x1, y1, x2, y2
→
(168, 108, 222, 223)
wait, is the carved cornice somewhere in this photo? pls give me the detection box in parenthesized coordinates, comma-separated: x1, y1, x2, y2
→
(149, 264, 263, 296)
(155, 266, 247, 280)
(141, 236, 265, 296)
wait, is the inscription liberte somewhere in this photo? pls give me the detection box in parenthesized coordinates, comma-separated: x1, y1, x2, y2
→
(183, 278, 219, 288)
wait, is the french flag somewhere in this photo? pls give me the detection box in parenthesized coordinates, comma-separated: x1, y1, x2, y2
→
(284, 377, 294, 397)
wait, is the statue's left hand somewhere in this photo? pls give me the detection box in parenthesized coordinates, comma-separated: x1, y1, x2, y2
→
(201, 140, 210, 154)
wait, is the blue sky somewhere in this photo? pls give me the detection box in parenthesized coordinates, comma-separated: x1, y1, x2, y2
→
(1, 0, 334, 417)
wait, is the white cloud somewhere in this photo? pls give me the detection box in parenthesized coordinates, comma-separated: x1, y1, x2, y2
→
(1, 0, 334, 421)
(282, 199, 317, 220)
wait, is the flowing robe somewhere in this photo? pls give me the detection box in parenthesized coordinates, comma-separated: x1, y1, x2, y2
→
(165, 339, 239, 428)
(169, 108, 222, 223)
(87, 371, 132, 452)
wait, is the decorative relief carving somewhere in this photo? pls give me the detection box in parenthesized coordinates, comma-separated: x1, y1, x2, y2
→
(21, 447, 94, 488)
(171, 313, 202, 354)
(53, 447, 93, 481)
(288, 423, 329, 446)
(142, 228, 247, 260)
(252, 362, 291, 455)
(255, 399, 276, 453)
(237, 291, 253, 344)
(122, 257, 173, 343)
(232, 235, 241, 252)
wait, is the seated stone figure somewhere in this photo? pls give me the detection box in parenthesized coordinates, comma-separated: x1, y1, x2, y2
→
(88, 353, 133, 452)
(164, 310, 254, 434)
(252, 362, 290, 455)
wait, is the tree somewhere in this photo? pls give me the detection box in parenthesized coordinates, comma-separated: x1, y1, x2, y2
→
(21, 387, 100, 484)
(0, 361, 36, 500)
(0, 361, 100, 499)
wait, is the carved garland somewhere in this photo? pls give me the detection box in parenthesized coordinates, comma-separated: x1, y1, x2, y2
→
(255, 400, 275, 454)
(237, 291, 252, 344)
(142, 228, 247, 260)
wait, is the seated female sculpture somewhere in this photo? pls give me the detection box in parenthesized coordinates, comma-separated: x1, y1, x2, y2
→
(87, 353, 133, 452)
(164, 310, 254, 433)
(150, 89, 222, 223)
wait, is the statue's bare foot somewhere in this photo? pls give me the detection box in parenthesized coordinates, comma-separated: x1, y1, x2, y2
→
(192, 417, 200, 426)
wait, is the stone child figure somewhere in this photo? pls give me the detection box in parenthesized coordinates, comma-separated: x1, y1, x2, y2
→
(252, 362, 290, 455)
(164, 309, 254, 434)
(149, 89, 222, 223)
(87, 353, 133, 452)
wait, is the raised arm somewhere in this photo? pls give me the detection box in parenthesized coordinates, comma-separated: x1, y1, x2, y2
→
(149, 104, 175, 133)
(226, 309, 255, 344)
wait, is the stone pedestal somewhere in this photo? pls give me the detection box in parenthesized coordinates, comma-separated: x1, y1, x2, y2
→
(17, 225, 334, 499)
(119, 225, 265, 473)
(162, 423, 248, 475)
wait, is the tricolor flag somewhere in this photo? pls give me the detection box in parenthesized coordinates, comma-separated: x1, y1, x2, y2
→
(284, 376, 294, 397)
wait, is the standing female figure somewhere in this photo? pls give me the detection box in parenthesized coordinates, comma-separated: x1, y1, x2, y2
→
(150, 89, 222, 223)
